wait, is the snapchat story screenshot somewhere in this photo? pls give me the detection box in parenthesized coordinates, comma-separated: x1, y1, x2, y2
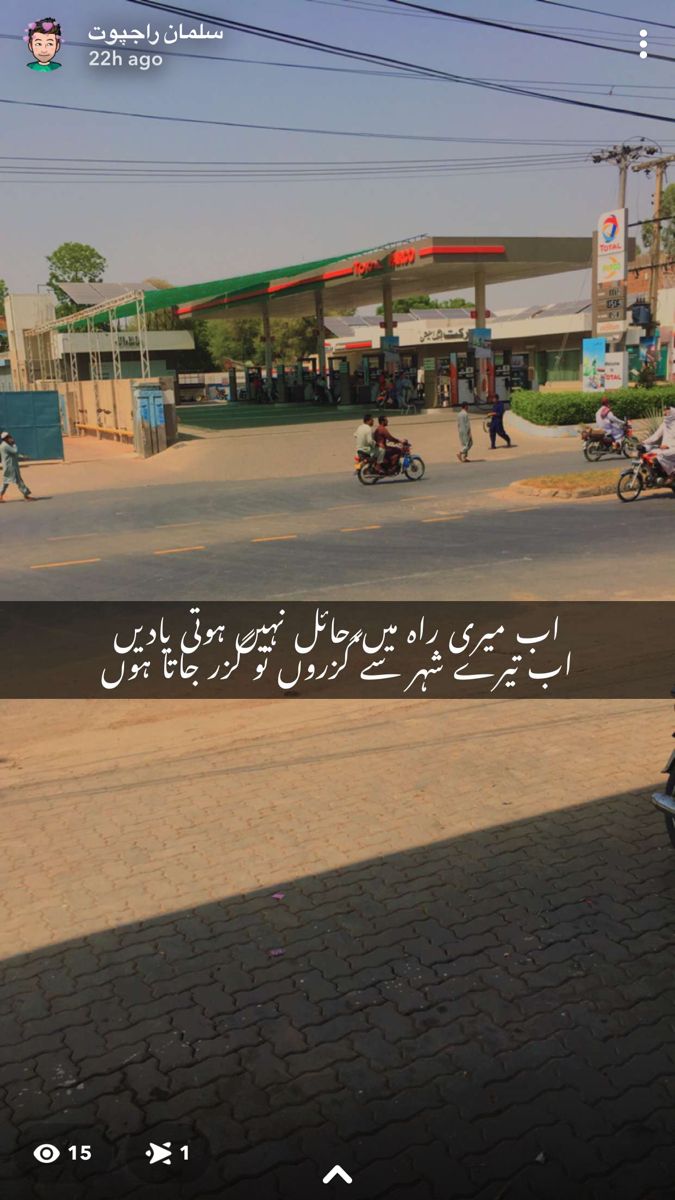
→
(2, 1, 675, 1198)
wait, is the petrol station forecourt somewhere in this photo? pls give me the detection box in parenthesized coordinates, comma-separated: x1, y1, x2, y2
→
(5, 227, 674, 604)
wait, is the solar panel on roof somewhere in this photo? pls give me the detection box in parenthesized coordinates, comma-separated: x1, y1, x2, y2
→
(59, 282, 154, 304)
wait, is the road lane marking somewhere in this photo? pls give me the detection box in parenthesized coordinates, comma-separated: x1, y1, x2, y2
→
(241, 511, 288, 520)
(399, 494, 443, 502)
(421, 515, 463, 523)
(30, 557, 102, 570)
(157, 520, 204, 529)
(252, 534, 298, 543)
(153, 545, 206, 556)
(340, 524, 381, 532)
(325, 503, 370, 511)
(47, 532, 99, 542)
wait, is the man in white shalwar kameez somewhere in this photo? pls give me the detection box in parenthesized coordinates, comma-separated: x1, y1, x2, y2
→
(595, 401, 624, 445)
(643, 406, 675, 480)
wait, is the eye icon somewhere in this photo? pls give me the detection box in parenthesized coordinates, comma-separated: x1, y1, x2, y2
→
(33, 1143, 61, 1164)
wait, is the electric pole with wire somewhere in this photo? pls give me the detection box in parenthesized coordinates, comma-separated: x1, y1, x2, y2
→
(632, 154, 675, 324)
(592, 140, 660, 207)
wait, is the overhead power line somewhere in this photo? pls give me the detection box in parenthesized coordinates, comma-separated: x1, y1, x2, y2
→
(378, 0, 675, 62)
(121, 0, 675, 123)
(531, 0, 675, 31)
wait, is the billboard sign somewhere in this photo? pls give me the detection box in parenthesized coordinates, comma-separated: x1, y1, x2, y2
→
(604, 351, 627, 390)
(582, 336, 606, 392)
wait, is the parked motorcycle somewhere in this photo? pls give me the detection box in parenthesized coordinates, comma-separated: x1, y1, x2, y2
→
(617, 446, 675, 502)
(581, 419, 639, 461)
(651, 690, 675, 847)
(355, 440, 425, 485)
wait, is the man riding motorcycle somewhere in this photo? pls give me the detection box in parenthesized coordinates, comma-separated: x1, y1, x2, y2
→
(354, 413, 385, 472)
(374, 415, 404, 470)
(595, 399, 625, 447)
(642, 405, 675, 483)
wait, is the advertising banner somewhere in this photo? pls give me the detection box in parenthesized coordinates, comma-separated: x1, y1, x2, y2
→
(582, 336, 606, 392)
(604, 351, 627, 390)
(468, 327, 492, 360)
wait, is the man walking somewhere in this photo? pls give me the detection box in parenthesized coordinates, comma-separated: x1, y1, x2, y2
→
(0, 432, 35, 501)
(456, 402, 473, 462)
(488, 394, 511, 449)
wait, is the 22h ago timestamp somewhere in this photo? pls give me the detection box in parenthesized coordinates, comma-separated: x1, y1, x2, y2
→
(89, 49, 163, 70)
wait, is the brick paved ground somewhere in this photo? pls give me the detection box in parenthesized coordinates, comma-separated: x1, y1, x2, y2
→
(2, 698, 675, 1199)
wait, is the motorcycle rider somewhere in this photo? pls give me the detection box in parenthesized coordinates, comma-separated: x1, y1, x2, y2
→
(354, 413, 385, 471)
(374, 415, 403, 470)
(595, 398, 625, 447)
(642, 404, 675, 482)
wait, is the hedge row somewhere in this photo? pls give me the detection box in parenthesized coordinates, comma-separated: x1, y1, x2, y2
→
(510, 388, 675, 426)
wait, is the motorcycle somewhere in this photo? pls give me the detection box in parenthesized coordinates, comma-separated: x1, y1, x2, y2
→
(355, 439, 425, 486)
(617, 446, 675, 502)
(581, 419, 639, 461)
(651, 689, 675, 847)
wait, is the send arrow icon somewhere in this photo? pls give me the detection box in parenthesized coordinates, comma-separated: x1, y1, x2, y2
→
(323, 1164, 353, 1185)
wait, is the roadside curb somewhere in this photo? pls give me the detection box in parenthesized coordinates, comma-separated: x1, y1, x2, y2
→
(508, 412, 581, 439)
(510, 478, 617, 499)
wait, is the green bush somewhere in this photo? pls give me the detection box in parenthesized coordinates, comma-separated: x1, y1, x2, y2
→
(510, 387, 675, 426)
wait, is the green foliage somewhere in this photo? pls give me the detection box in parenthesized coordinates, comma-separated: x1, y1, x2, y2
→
(636, 360, 657, 388)
(0, 279, 7, 317)
(205, 316, 318, 367)
(46, 242, 107, 314)
(511, 387, 675, 426)
(642, 402, 669, 438)
(642, 182, 675, 258)
(375, 294, 468, 314)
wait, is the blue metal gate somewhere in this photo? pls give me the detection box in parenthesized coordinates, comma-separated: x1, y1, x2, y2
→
(0, 391, 64, 461)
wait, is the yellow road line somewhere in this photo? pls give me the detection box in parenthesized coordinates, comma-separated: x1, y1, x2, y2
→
(340, 524, 381, 533)
(252, 534, 298, 543)
(153, 545, 206, 556)
(421, 515, 463, 523)
(30, 557, 102, 570)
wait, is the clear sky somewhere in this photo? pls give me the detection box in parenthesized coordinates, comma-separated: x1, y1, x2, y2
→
(3, 0, 675, 309)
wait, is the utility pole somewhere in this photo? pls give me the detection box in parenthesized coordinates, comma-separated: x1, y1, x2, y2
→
(592, 140, 660, 207)
(632, 154, 675, 323)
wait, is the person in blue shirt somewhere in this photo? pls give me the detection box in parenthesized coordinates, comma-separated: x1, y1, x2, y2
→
(488, 394, 511, 450)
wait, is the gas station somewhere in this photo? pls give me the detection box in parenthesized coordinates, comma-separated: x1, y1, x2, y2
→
(175, 233, 592, 405)
(12, 233, 593, 443)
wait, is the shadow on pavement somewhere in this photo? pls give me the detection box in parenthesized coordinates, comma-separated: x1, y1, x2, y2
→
(2, 787, 675, 1199)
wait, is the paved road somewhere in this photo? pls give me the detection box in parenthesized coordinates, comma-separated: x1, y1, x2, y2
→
(1, 697, 674, 1199)
(5, 452, 674, 600)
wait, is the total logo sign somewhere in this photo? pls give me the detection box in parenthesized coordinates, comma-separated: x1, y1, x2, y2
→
(597, 208, 626, 256)
(597, 207, 627, 285)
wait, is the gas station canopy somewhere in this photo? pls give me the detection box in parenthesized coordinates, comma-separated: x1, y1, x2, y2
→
(174, 235, 593, 322)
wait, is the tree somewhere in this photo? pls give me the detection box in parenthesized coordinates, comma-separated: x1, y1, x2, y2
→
(46, 242, 107, 314)
(205, 315, 320, 368)
(376, 293, 469, 314)
(0, 279, 7, 317)
(642, 183, 675, 259)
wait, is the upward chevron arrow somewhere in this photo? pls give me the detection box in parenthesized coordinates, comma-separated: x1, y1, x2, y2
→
(322, 1165, 353, 1185)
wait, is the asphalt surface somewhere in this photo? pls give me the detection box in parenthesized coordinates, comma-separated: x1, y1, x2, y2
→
(5, 447, 673, 601)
